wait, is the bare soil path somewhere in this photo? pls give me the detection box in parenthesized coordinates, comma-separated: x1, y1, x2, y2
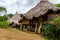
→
(0, 28, 45, 40)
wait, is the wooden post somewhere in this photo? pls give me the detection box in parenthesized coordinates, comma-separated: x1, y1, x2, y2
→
(35, 23, 38, 33)
(38, 23, 42, 34)
(37, 17, 43, 34)
(20, 24, 22, 30)
(23, 25, 25, 31)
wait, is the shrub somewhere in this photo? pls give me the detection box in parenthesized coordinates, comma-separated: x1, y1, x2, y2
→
(53, 17, 60, 37)
(42, 23, 56, 39)
(0, 21, 10, 28)
(0, 16, 7, 22)
(27, 26, 34, 32)
(42, 17, 60, 40)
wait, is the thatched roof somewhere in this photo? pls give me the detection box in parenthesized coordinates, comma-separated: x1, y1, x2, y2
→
(23, 0, 60, 20)
(8, 13, 22, 25)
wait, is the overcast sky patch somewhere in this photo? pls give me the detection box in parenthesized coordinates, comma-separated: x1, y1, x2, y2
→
(0, 0, 60, 14)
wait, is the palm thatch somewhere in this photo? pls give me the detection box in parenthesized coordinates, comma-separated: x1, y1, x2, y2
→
(8, 13, 22, 25)
(23, 0, 60, 20)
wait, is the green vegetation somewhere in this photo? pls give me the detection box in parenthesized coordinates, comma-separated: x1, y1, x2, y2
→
(0, 7, 7, 12)
(0, 16, 7, 22)
(42, 23, 56, 40)
(27, 26, 34, 32)
(55, 4, 60, 7)
(42, 17, 60, 40)
(0, 16, 10, 28)
(0, 21, 10, 28)
(0, 6, 10, 28)
(0, 6, 7, 16)
(8, 14, 14, 18)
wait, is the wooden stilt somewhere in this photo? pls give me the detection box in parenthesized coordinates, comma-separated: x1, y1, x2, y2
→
(38, 23, 42, 34)
(20, 24, 22, 30)
(35, 23, 38, 33)
(23, 25, 25, 30)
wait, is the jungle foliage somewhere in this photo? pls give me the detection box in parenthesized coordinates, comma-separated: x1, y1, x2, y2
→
(42, 17, 60, 40)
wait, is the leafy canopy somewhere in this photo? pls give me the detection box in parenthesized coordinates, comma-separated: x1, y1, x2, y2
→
(0, 7, 7, 12)
(0, 16, 7, 22)
(55, 4, 60, 7)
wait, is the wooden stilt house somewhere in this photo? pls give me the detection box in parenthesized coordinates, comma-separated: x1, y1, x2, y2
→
(19, 0, 60, 33)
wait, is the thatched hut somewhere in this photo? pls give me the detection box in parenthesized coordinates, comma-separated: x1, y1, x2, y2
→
(8, 12, 22, 28)
(19, 0, 60, 33)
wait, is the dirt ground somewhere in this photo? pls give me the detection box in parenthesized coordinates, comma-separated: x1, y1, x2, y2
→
(0, 28, 45, 40)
